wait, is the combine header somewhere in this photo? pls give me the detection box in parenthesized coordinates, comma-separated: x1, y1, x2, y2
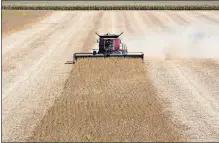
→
(72, 32, 144, 63)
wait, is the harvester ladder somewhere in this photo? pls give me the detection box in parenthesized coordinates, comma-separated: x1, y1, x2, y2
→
(121, 43, 128, 54)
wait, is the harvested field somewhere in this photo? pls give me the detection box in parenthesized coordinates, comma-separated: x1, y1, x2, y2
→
(2, 10, 52, 36)
(2, 11, 219, 142)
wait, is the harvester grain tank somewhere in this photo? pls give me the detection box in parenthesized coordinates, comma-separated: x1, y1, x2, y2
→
(72, 32, 144, 63)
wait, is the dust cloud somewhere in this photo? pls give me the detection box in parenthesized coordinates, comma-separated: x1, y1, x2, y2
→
(122, 24, 219, 60)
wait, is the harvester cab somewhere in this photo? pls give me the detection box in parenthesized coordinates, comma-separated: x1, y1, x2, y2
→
(96, 32, 123, 55)
(71, 32, 144, 64)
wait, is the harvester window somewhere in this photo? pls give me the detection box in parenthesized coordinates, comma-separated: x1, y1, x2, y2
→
(105, 39, 110, 45)
(105, 39, 111, 48)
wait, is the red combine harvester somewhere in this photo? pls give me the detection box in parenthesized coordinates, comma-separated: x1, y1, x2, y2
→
(72, 32, 144, 63)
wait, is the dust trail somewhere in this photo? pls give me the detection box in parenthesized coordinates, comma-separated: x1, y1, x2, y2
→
(122, 23, 219, 60)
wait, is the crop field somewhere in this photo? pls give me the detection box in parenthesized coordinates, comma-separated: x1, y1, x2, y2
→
(2, 10, 219, 142)
(3, 1, 219, 6)
(3, 1, 219, 10)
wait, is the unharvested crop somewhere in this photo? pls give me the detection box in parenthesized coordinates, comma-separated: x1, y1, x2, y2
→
(2, 5, 219, 10)
(28, 58, 185, 142)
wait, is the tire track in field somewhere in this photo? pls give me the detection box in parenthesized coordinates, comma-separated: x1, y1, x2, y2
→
(29, 58, 184, 142)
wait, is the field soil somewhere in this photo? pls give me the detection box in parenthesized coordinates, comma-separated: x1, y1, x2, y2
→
(2, 10, 52, 36)
(2, 10, 219, 142)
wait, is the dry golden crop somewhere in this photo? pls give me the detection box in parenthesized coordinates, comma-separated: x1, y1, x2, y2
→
(2, 5, 219, 10)
(28, 58, 184, 142)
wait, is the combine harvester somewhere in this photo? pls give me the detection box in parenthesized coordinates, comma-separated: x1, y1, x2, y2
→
(71, 32, 144, 64)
